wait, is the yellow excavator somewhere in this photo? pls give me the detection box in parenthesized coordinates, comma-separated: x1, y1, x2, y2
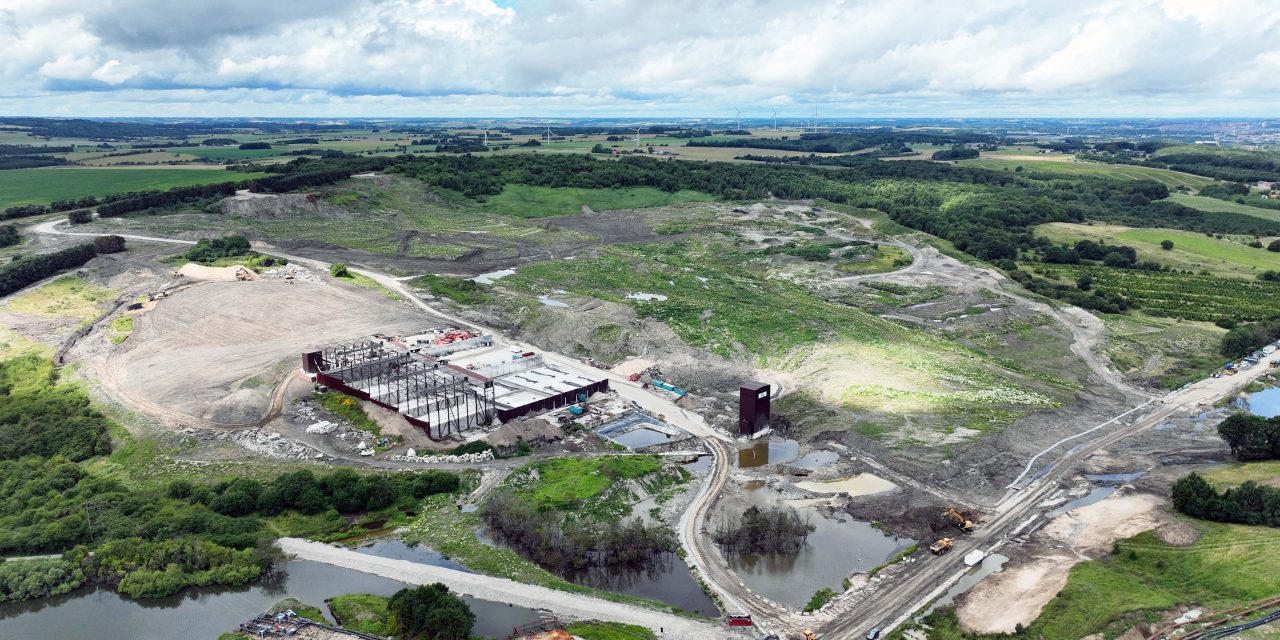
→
(944, 508, 975, 532)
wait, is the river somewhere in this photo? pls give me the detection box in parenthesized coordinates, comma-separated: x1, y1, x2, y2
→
(0, 560, 542, 640)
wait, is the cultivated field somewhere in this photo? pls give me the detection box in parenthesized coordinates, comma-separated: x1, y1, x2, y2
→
(1035, 222, 1280, 277)
(957, 156, 1216, 189)
(0, 167, 267, 209)
(1168, 193, 1280, 222)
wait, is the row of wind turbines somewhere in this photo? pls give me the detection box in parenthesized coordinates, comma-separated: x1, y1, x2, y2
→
(733, 107, 826, 133)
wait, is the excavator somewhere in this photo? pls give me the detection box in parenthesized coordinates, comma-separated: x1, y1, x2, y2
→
(944, 508, 975, 532)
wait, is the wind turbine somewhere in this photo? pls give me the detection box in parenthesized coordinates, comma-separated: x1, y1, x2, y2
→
(634, 128, 642, 147)
(772, 107, 778, 131)
(810, 111, 821, 134)
(482, 127, 489, 146)
(734, 107, 742, 132)
(542, 126, 554, 141)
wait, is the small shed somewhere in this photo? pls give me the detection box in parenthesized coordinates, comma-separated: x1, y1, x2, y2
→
(964, 550, 986, 567)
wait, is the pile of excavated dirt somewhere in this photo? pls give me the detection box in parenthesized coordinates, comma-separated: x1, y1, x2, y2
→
(177, 263, 256, 281)
(222, 192, 351, 220)
(486, 418, 562, 450)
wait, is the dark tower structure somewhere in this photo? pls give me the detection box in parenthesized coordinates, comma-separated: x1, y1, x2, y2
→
(739, 381, 771, 436)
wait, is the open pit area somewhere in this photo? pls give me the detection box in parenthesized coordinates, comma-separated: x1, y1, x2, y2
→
(94, 278, 424, 425)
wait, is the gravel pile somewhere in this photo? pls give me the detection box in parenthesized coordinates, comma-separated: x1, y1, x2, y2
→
(262, 264, 323, 282)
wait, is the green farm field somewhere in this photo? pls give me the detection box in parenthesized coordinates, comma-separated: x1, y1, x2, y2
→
(1168, 193, 1280, 222)
(1035, 222, 1280, 277)
(958, 156, 1216, 189)
(0, 167, 267, 209)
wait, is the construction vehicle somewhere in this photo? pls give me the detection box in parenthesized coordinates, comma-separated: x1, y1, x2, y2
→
(726, 614, 753, 627)
(929, 537, 955, 555)
(944, 508, 975, 532)
(801, 630, 818, 640)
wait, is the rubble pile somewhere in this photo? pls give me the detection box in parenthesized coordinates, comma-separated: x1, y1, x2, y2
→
(390, 450, 495, 464)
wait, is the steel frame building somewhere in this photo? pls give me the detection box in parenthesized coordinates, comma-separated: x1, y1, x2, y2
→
(303, 339, 497, 439)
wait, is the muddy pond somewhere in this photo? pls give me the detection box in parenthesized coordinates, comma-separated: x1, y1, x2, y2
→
(0, 560, 540, 640)
(1237, 385, 1280, 418)
(728, 482, 914, 609)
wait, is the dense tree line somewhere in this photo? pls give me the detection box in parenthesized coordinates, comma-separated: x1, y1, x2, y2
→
(1172, 473, 1280, 527)
(1220, 317, 1280, 357)
(1216, 414, 1280, 461)
(0, 242, 98, 298)
(387, 583, 475, 640)
(481, 492, 675, 571)
(713, 505, 815, 554)
(0, 355, 112, 462)
(0, 155, 66, 170)
(82, 537, 270, 598)
(0, 225, 18, 248)
(168, 467, 459, 519)
(239, 142, 272, 150)
(0, 144, 74, 155)
(97, 181, 239, 217)
(0, 557, 84, 602)
(688, 130, 994, 153)
(931, 148, 980, 161)
(183, 235, 250, 262)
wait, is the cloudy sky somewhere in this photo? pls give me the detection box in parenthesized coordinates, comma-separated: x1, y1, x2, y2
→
(1, 0, 1277, 118)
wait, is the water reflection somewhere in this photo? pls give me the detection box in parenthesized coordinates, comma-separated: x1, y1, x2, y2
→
(0, 560, 540, 640)
(737, 439, 800, 468)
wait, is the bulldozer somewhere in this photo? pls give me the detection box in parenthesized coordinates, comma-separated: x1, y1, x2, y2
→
(944, 508, 976, 533)
(929, 537, 955, 555)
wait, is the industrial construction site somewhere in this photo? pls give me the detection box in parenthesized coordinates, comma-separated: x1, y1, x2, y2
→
(13, 188, 1280, 640)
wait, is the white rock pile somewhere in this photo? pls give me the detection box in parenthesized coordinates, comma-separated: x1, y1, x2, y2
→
(390, 450, 495, 464)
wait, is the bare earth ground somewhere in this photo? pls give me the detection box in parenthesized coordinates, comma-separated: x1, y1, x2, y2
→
(956, 491, 1166, 633)
(91, 278, 424, 425)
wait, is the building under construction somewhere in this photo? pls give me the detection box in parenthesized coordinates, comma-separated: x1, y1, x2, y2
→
(303, 338, 496, 439)
(302, 333, 609, 440)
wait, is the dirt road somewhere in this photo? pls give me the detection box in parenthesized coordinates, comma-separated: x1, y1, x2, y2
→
(276, 538, 733, 639)
(814, 357, 1278, 640)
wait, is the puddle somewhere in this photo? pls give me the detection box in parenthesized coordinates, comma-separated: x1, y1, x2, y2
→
(683, 456, 713, 474)
(796, 474, 897, 497)
(1085, 472, 1146, 485)
(625, 292, 669, 302)
(536, 295, 569, 307)
(611, 427, 675, 448)
(737, 439, 800, 468)
(354, 540, 471, 573)
(732, 484, 913, 609)
(792, 450, 840, 470)
(1047, 486, 1115, 518)
(471, 269, 515, 284)
(1237, 386, 1280, 418)
(921, 553, 1010, 618)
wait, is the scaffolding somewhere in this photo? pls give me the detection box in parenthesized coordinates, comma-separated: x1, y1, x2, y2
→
(311, 338, 496, 439)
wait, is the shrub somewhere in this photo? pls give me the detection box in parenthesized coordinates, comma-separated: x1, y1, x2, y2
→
(1269, 240, 1280, 252)
(93, 235, 126, 254)
(68, 210, 93, 225)
(1161, 239, 1174, 250)
(330, 263, 351, 278)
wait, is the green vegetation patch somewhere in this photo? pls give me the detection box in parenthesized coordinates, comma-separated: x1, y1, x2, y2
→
(0, 167, 265, 209)
(566, 621, 658, 640)
(803, 587, 838, 613)
(510, 455, 665, 515)
(1203, 460, 1280, 489)
(1168, 193, 1280, 223)
(315, 392, 383, 436)
(2, 275, 118, 324)
(1041, 265, 1280, 323)
(410, 274, 489, 304)
(477, 184, 714, 218)
(327, 593, 389, 635)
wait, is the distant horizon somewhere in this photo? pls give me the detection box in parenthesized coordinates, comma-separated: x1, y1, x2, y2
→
(3, 1, 1278, 118)
(3, 115, 1277, 122)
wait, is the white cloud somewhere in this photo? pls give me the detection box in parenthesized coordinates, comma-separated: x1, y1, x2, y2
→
(0, 0, 1277, 116)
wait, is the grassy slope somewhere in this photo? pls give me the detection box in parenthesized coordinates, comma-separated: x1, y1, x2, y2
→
(1035, 222, 1280, 278)
(327, 594, 389, 635)
(1202, 460, 1280, 488)
(1100, 314, 1224, 389)
(1, 275, 119, 324)
(957, 157, 1215, 189)
(1168, 193, 1280, 222)
(0, 167, 267, 209)
(477, 184, 714, 218)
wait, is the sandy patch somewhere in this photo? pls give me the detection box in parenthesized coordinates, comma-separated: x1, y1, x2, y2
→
(957, 492, 1164, 633)
(177, 262, 257, 281)
(797, 473, 897, 496)
(611, 357, 655, 377)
